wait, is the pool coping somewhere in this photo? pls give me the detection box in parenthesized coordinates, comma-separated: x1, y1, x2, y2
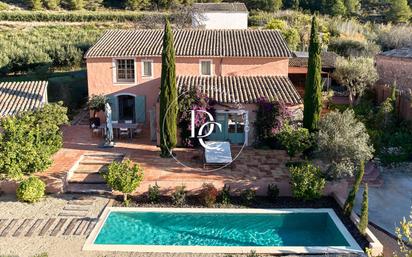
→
(83, 207, 364, 254)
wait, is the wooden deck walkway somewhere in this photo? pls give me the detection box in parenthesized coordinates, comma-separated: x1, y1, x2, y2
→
(0, 217, 97, 237)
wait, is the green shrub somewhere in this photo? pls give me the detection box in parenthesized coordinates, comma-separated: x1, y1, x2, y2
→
(87, 94, 107, 118)
(289, 163, 325, 201)
(358, 184, 368, 235)
(16, 177, 46, 203)
(240, 189, 256, 205)
(43, 0, 60, 10)
(0, 102, 68, 179)
(0, 2, 9, 10)
(343, 160, 365, 216)
(30, 0, 43, 10)
(172, 185, 186, 206)
(199, 183, 218, 207)
(267, 183, 279, 201)
(276, 123, 312, 158)
(219, 184, 231, 205)
(103, 159, 144, 206)
(147, 183, 160, 203)
(329, 38, 380, 58)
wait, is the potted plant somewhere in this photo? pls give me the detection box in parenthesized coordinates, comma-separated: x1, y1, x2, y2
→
(88, 94, 107, 127)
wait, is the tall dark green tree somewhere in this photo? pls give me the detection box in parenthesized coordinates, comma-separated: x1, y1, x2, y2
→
(303, 16, 322, 132)
(358, 184, 369, 235)
(159, 19, 178, 157)
(343, 160, 365, 216)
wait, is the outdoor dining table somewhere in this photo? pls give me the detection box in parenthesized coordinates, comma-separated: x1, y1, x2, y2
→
(99, 122, 139, 139)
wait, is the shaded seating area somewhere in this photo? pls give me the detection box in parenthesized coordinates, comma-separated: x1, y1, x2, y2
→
(91, 121, 143, 139)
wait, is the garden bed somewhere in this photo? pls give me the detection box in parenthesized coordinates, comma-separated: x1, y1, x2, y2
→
(111, 195, 370, 251)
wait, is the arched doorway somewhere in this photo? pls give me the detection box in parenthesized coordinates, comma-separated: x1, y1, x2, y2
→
(118, 95, 135, 122)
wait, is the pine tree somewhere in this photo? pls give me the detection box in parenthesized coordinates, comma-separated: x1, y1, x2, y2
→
(343, 160, 365, 216)
(358, 184, 369, 235)
(344, 0, 360, 15)
(303, 16, 322, 132)
(330, 0, 347, 16)
(159, 19, 178, 157)
(388, 0, 412, 23)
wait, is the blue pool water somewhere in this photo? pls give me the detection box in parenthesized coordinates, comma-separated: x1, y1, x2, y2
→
(94, 211, 350, 247)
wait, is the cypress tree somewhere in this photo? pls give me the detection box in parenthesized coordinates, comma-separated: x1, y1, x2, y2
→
(303, 16, 322, 132)
(343, 160, 365, 216)
(159, 19, 178, 157)
(358, 184, 369, 235)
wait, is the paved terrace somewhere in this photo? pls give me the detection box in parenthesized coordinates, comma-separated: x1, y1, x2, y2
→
(38, 125, 299, 195)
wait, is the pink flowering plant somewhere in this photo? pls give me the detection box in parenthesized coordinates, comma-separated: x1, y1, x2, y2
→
(254, 97, 292, 148)
(178, 88, 214, 147)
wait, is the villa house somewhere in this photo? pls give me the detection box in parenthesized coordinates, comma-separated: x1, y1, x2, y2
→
(85, 29, 302, 146)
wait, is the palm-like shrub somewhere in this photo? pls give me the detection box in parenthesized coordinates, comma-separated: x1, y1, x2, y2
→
(16, 177, 46, 203)
(103, 160, 144, 205)
(289, 163, 325, 201)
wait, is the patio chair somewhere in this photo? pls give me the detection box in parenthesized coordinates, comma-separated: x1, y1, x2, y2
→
(203, 141, 233, 169)
(119, 127, 130, 139)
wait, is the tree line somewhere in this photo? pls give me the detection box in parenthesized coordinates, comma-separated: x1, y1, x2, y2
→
(23, 0, 412, 23)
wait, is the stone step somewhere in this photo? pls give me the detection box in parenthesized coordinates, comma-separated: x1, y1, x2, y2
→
(66, 183, 111, 195)
(59, 212, 87, 217)
(75, 164, 108, 173)
(63, 205, 90, 212)
(68, 173, 106, 184)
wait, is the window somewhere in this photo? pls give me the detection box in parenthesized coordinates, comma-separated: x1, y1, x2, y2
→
(116, 59, 135, 82)
(142, 60, 153, 77)
(200, 60, 212, 76)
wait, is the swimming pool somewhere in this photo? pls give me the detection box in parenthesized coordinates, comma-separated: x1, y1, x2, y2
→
(83, 208, 363, 254)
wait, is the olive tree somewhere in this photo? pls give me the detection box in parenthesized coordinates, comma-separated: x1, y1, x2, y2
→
(333, 57, 378, 106)
(103, 160, 144, 206)
(316, 109, 374, 179)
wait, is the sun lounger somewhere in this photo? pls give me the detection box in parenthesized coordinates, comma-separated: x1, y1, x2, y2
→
(203, 141, 233, 169)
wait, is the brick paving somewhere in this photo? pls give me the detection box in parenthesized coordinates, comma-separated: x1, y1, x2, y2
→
(38, 125, 295, 196)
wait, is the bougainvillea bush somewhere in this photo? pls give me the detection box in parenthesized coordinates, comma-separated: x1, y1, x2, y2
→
(178, 88, 214, 147)
(254, 97, 292, 148)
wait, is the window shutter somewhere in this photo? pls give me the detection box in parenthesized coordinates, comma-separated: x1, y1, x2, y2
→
(107, 95, 119, 121)
(134, 95, 146, 123)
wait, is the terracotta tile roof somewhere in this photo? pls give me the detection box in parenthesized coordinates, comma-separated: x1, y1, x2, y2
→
(379, 47, 412, 58)
(192, 2, 248, 12)
(289, 51, 339, 68)
(0, 81, 48, 117)
(176, 75, 302, 105)
(85, 29, 292, 58)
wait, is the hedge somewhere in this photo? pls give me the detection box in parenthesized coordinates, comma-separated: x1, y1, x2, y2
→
(0, 10, 168, 22)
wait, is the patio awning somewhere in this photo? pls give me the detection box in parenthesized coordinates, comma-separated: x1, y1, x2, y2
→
(176, 75, 302, 105)
(0, 81, 48, 117)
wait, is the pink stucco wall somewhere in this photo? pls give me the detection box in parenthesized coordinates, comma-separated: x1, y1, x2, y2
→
(376, 55, 412, 91)
(86, 56, 289, 124)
